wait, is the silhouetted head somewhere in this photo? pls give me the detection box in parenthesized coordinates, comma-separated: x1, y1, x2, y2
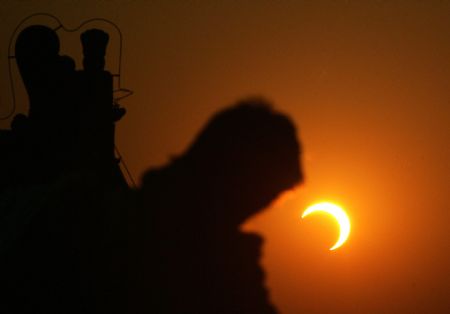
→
(15, 25, 61, 98)
(182, 98, 303, 225)
(15, 25, 60, 62)
(81, 29, 109, 71)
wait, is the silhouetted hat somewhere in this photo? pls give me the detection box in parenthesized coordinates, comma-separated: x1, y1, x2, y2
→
(81, 29, 109, 57)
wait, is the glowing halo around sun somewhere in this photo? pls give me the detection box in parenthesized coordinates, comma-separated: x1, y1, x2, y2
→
(301, 201, 351, 251)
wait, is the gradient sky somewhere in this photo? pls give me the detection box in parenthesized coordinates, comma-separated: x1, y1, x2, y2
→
(1, 1, 449, 313)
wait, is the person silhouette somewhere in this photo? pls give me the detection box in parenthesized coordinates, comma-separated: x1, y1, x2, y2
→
(8, 24, 127, 188)
(14, 25, 79, 182)
(130, 98, 303, 314)
(0, 24, 129, 314)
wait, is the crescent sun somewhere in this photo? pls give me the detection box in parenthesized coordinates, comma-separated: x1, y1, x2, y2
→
(301, 202, 351, 250)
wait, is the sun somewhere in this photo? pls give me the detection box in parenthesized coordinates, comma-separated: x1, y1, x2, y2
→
(301, 201, 351, 250)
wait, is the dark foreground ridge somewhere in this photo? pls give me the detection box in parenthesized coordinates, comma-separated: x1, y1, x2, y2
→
(0, 22, 303, 314)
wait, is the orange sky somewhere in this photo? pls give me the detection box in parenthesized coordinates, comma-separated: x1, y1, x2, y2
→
(1, 1, 449, 313)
